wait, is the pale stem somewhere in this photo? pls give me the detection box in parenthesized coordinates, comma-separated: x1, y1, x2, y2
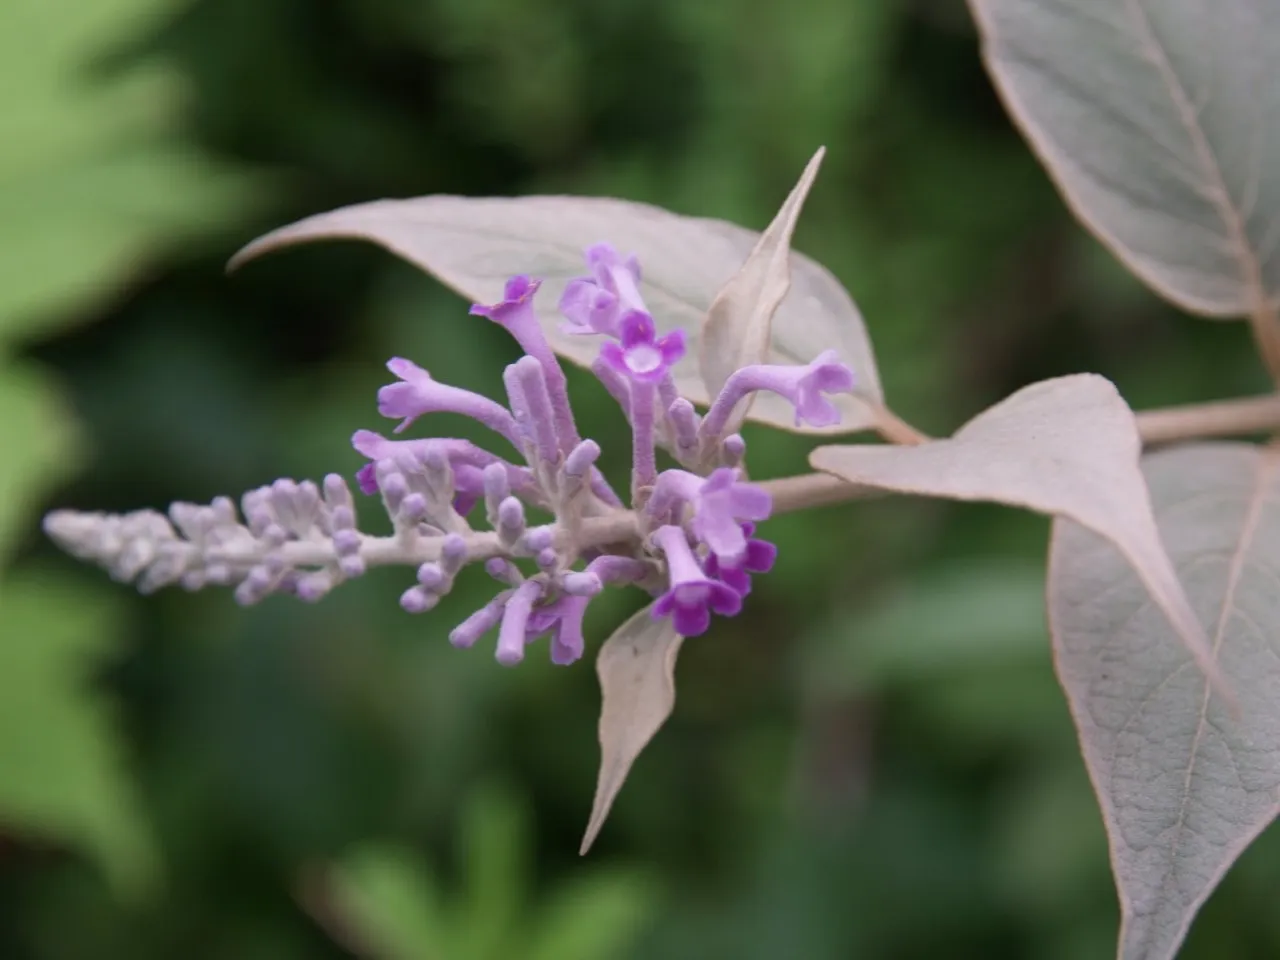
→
(1249, 303, 1280, 388)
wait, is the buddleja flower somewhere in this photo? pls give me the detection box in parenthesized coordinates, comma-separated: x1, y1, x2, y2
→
(43, 243, 856, 666)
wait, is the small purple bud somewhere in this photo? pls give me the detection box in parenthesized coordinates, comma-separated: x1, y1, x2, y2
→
(400, 492, 428, 521)
(333, 529, 361, 556)
(400, 585, 437, 614)
(721, 434, 747, 467)
(564, 439, 601, 479)
(297, 572, 332, 603)
(561, 571, 603, 596)
(666, 398, 700, 458)
(485, 557, 521, 585)
(331, 506, 355, 531)
(211, 496, 236, 524)
(536, 547, 558, 571)
(324, 473, 353, 510)
(521, 525, 554, 554)
(339, 555, 367, 579)
(417, 563, 445, 590)
(483, 462, 510, 518)
(497, 496, 526, 544)
(441, 534, 468, 573)
(205, 564, 232, 585)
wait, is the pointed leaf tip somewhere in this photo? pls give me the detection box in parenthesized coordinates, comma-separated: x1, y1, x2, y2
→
(224, 186, 880, 434)
(1050, 443, 1280, 960)
(698, 147, 827, 432)
(580, 606, 683, 855)
(810, 373, 1228, 697)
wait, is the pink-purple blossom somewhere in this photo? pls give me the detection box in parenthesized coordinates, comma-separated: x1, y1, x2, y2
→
(598, 311, 686, 384)
(651, 525, 743, 637)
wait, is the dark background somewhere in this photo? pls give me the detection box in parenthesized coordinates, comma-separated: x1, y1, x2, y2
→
(4, 0, 1280, 957)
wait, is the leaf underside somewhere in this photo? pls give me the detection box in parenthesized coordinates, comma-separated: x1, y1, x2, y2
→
(1049, 442, 1280, 960)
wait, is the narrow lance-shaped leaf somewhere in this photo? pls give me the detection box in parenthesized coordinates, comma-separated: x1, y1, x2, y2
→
(580, 604, 683, 855)
(229, 187, 881, 434)
(698, 147, 825, 432)
(810, 374, 1225, 692)
(1049, 443, 1280, 960)
(969, 0, 1280, 319)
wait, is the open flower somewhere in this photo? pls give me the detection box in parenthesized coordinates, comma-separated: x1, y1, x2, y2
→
(651, 525, 742, 637)
(650, 468, 772, 564)
(599, 311, 686, 384)
(705, 523, 777, 596)
(701, 349, 855, 439)
(558, 243, 646, 337)
(525, 594, 590, 665)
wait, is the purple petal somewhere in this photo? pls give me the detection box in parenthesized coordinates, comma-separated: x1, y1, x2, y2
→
(727, 485, 773, 521)
(696, 512, 748, 562)
(656, 330, 687, 367)
(707, 582, 743, 617)
(673, 604, 711, 637)
(618, 310, 655, 349)
(355, 463, 378, 495)
(744, 538, 777, 573)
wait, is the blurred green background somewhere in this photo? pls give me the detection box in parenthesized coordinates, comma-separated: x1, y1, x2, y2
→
(5, 0, 1280, 957)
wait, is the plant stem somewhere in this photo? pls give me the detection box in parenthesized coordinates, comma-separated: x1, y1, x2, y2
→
(872, 405, 930, 445)
(1135, 392, 1280, 445)
(1250, 303, 1280, 387)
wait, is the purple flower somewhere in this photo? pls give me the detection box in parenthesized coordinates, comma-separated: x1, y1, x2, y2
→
(650, 468, 772, 564)
(559, 281, 619, 337)
(377, 358, 522, 445)
(471, 276, 580, 455)
(651, 525, 742, 637)
(525, 594, 589, 665)
(558, 243, 646, 337)
(469, 275, 542, 325)
(701, 349, 855, 439)
(705, 523, 777, 596)
(599, 311, 686, 384)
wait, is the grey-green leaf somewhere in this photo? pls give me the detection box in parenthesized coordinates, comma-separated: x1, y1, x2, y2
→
(230, 187, 881, 434)
(580, 605, 683, 855)
(810, 374, 1224, 692)
(698, 147, 825, 430)
(970, 0, 1280, 317)
(1049, 443, 1280, 960)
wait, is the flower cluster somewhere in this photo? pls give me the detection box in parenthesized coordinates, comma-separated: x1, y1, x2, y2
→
(44, 243, 855, 666)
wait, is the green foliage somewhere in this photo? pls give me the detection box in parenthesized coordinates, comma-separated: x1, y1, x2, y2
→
(328, 787, 654, 960)
(6, 1, 1279, 959)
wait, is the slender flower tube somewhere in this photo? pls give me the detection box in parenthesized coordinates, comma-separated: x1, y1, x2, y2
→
(651, 525, 742, 637)
(700, 350, 856, 442)
(471, 276, 580, 455)
(377, 358, 522, 446)
(600, 311, 686, 497)
(496, 580, 542, 665)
